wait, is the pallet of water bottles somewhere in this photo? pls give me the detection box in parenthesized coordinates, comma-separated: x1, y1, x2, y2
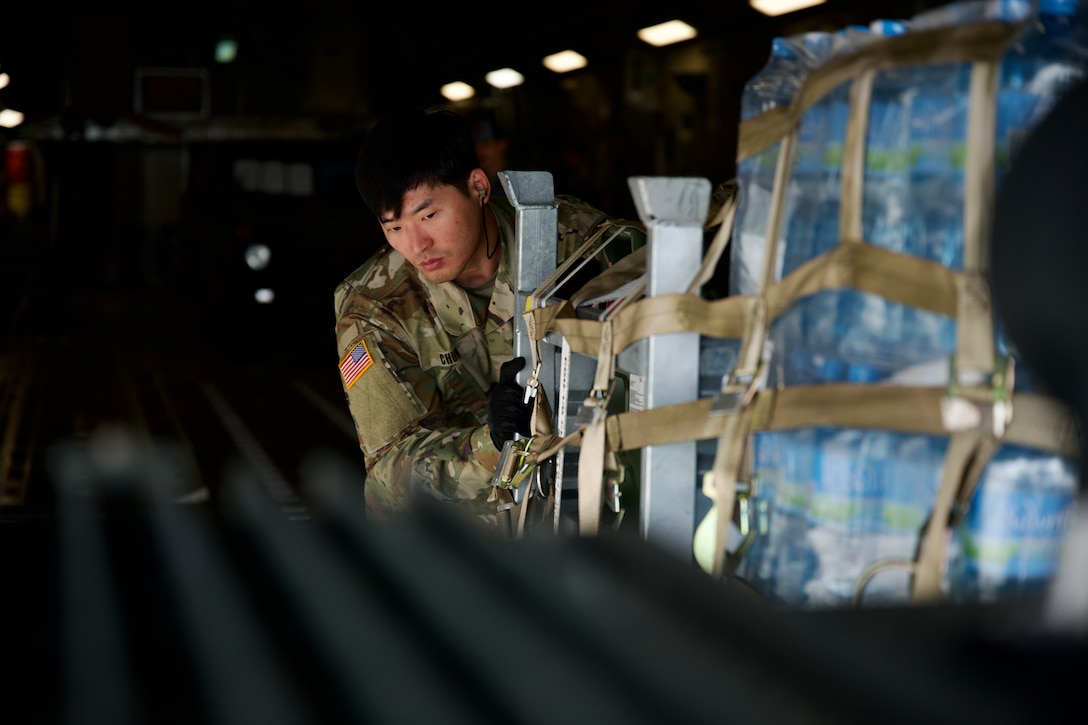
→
(701, 0, 1088, 607)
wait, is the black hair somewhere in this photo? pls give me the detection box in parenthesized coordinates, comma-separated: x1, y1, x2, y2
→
(355, 105, 481, 220)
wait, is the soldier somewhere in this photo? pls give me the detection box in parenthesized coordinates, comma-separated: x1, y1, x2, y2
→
(335, 106, 642, 531)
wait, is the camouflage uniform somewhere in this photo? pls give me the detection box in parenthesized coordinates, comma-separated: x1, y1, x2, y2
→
(334, 194, 640, 528)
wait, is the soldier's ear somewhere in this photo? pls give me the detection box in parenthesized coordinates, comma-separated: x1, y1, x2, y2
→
(469, 168, 490, 204)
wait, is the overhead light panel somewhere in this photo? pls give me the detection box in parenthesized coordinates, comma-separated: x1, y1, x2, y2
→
(637, 19, 697, 47)
(749, 0, 827, 17)
(485, 67, 525, 90)
(543, 50, 587, 73)
(0, 109, 24, 128)
(440, 81, 476, 102)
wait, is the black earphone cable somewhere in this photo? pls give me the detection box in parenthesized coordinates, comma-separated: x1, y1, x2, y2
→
(483, 200, 497, 259)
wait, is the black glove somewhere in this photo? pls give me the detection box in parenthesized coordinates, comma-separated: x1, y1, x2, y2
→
(487, 357, 533, 449)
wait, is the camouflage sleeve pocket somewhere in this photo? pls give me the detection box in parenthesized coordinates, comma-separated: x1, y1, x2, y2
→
(339, 333, 426, 456)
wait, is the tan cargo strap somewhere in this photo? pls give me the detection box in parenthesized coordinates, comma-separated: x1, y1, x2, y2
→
(522, 309, 554, 440)
(569, 245, 648, 310)
(765, 242, 960, 321)
(525, 293, 751, 357)
(530, 219, 645, 311)
(840, 69, 874, 243)
(523, 382, 1075, 570)
(958, 58, 1000, 375)
(524, 387, 1078, 464)
(520, 381, 1077, 550)
(709, 407, 754, 578)
(528, 243, 960, 362)
(756, 128, 797, 294)
(687, 179, 738, 295)
(912, 427, 1000, 602)
(578, 416, 608, 536)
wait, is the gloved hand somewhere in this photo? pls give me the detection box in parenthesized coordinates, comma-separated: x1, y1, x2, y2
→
(487, 357, 533, 449)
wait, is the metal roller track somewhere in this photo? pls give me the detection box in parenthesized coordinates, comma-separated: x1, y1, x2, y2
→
(0, 301, 364, 519)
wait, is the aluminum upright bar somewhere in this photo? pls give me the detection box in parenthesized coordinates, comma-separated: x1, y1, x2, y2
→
(627, 176, 710, 561)
(498, 171, 558, 503)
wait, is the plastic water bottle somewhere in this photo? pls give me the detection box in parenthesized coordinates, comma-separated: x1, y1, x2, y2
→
(1008, 0, 1088, 132)
(732, 34, 830, 298)
(770, 26, 876, 386)
(734, 4, 1085, 610)
(948, 443, 1079, 602)
(697, 335, 740, 398)
(738, 428, 820, 606)
(739, 427, 952, 608)
(776, 115, 847, 383)
(861, 18, 914, 254)
(828, 5, 1033, 380)
(806, 428, 912, 606)
(869, 433, 947, 600)
(739, 426, 908, 607)
(933, 105, 1082, 598)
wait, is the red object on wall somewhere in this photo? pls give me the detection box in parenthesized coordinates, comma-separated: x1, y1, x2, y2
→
(6, 141, 31, 184)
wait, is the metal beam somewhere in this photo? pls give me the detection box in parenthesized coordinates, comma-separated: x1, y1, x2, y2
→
(627, 176, 711, 561)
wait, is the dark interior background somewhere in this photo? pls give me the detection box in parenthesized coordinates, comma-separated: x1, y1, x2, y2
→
(0, 0, 955, 372)
(6, 6, 1088, 723)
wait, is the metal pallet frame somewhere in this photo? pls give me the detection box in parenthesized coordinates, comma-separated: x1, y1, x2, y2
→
(502, 170, 710, 560)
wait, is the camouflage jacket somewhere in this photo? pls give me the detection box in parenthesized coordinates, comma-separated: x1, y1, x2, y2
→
(334, 194, 641, 526)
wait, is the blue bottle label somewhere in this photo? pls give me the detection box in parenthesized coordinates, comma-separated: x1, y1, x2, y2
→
(961, 471, 1076, 580)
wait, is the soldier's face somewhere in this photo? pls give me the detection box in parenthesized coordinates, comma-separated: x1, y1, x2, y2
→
(380, 181, 491, 287)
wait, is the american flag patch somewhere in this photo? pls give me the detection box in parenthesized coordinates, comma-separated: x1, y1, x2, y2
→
(339, 339, 373, 389)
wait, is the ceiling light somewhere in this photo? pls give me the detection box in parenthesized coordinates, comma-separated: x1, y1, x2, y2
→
(440, 81, 475, 102)
(244, 243, 271, 271)
(749, 0, 827, 17)
(0, 109, 24, 128)
(485, 67, 525, 90)
(543, 50, 587, 73)
(215, 37, 238, 64)
(0, 72, 9, 90)
(637, 19, 697, 47)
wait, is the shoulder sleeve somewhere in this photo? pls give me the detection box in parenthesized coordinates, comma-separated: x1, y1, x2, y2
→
(554, 194, 646, 266)
(338, 328, 426, 456)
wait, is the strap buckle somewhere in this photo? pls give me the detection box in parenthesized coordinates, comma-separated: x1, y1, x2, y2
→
(575, 379, 616, 427)
(941, 354, 1015, 436)
(710, 365, 766, 416)
(522, 359, 542, 405)
(575, 393, 606, 426)
(728, 477, 765, 568)
(490, 437, 536, 491)
(710, 341, 771, 416)
(604, 463, 625, 514)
